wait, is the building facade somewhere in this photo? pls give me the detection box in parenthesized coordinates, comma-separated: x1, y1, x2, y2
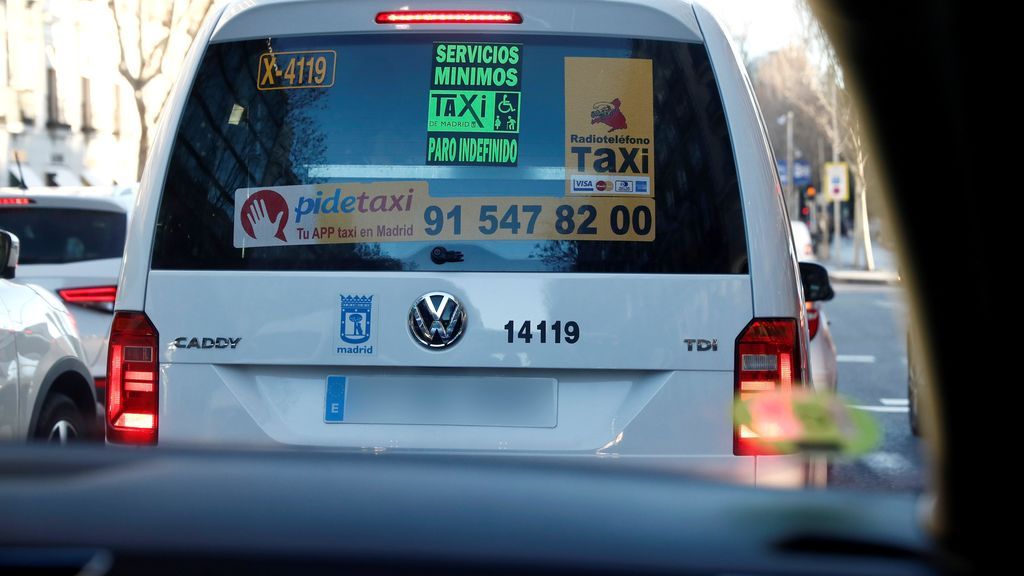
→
(1, 0, 145, 187)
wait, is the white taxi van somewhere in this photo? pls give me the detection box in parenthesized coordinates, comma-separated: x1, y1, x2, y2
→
(110, 0, 833, 486)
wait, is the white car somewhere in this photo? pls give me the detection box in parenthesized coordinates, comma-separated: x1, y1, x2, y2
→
(790, 220, 815, 260)
(0, 187, 134, 399)
(790, 220, 838, 393)
(0, 230, 98, 442)
(110, 0, 835, 486)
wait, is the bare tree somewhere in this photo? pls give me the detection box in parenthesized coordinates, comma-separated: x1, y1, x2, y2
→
(751, 45, 830, 216)
(796, 3, 874, 269)
(110, 0, 213, 180)
(730, 21, 753, 70)
(752, 3, 876, 269)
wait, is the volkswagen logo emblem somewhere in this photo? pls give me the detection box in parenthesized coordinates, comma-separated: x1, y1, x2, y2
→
(409, 292, 467, 349)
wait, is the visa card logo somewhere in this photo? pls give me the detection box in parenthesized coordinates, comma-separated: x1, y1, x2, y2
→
(570, 175, 650, 195)
(571, 175, 595, 192)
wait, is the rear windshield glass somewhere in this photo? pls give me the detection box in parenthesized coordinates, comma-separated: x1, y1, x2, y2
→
(0, 208, 126, 264)
(152, 34, 747, 273)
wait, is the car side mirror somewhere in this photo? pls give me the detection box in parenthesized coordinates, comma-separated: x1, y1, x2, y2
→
(799, 261, 833, 302)
(0, 230, 20, 280)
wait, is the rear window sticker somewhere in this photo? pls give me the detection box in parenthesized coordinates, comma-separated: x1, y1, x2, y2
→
(257, 50, 337, 91)
(233, 182, 654, 245)
(233, 182, 428, 248)
(564, 57, 655, 197)
(426, 42, 522, 167)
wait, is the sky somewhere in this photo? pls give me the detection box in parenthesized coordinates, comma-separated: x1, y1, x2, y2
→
(699, 0, 804, 57)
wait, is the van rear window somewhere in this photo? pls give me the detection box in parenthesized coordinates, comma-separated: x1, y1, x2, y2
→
(151, 34, 747, 273)
(0, 208, 126, 264)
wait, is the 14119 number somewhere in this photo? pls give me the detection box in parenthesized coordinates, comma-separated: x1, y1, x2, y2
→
(504, 320, 580, 344)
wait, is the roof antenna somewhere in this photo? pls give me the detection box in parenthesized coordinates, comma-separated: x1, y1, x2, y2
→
(13, 151, 28, 191)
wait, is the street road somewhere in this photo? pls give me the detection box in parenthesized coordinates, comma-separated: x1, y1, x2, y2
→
(825, 283, 926, 492)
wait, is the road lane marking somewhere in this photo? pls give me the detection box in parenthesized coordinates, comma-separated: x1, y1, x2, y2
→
(850, 405, 909, 413)
(837, 355, 876, 363)
(862, 451, 913, 472)
(881, 398, 909, 406)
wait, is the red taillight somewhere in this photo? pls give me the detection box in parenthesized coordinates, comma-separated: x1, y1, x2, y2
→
(805, 302, 820, 340)
(734, 318, 803, 455)
(0, 197, 33, 205)
(94, 377, 107, 406)
(58, 286, 117, 304)
(106, 311, 158, 445)
(375, 10, 523, 24)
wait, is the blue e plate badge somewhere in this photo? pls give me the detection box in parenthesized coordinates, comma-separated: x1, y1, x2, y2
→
(324, 376, 346, 422)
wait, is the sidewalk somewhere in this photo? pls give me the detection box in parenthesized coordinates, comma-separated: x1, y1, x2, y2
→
(820, 235, 900, 285)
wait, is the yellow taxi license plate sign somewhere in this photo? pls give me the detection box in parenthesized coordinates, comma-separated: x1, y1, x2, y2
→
(258, 50, 336, 91)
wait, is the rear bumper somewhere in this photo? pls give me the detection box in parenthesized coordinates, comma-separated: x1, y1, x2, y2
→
(154, 363, 816, 488)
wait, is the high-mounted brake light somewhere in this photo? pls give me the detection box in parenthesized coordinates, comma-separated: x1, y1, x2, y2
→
(375, 10, 523, 24)
(734, 318, 803, 455)
(0, 197, 34, 205)
(58, 286, 117, 304)
(106, 311, 158, 445)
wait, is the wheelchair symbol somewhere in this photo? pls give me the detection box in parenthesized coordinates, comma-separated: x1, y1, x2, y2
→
(497, 94, 516, 114)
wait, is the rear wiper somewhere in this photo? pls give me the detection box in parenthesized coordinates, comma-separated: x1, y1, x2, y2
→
(430, 246, 464, 265)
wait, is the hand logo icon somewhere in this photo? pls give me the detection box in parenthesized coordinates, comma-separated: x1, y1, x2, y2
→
(240, 190, 289, 243)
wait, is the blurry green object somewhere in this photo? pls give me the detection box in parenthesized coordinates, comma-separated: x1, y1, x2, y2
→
(735, 390, 880, 456)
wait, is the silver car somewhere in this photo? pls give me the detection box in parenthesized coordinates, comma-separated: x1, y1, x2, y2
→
(0, 230, 97, 442)
(790, 220, 838, 393)
(0, 187, 133, 403)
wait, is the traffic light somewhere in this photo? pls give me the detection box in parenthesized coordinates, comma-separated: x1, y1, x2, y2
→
(806, 186, 816, 198)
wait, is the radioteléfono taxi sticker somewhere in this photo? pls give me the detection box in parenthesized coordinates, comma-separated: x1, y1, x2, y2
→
(564, 57, 655, 197)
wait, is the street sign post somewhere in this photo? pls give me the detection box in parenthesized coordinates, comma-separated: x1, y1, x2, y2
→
(824, 162, 849, 202)
(776, 159, 812, 187)
(824, 162, 848, 264)
(793, 159, 812, 187)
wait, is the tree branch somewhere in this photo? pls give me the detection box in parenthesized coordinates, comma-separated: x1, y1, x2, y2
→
(144, 0, 177, 79)
(154, 0, 213, 121)
(136, 0, 143, 83)
(109, 1, 137, 84)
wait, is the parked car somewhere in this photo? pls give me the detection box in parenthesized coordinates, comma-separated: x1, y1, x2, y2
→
(0, 229, 98, 442)
(790, 220, 838, 392)
(790, 220, 816, 260)
(0, 186, 135, 402)
(805, 299, 838, 392)
(109, 0, 834, 487)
